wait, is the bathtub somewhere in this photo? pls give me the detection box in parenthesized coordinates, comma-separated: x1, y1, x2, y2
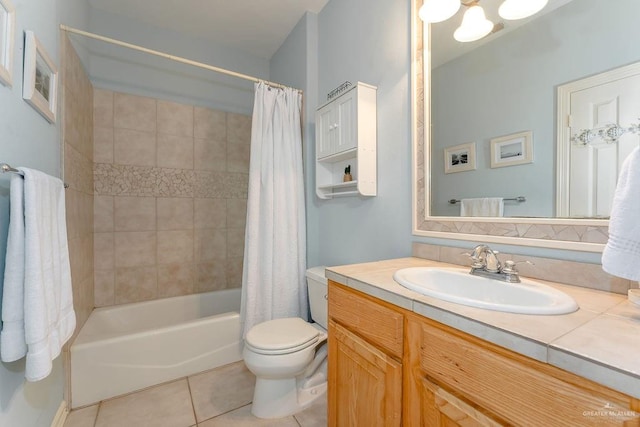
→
(70, 288, 243, 408)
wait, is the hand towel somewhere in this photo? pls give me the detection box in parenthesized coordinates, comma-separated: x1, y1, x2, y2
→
(460, 198, 504, 217)
(0, 168, 76, 381)
(602, 146, 640, 281)
(1, 175, 28, 361)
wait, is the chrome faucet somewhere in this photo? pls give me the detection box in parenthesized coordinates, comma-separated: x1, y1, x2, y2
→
(466, 244, 530, 283)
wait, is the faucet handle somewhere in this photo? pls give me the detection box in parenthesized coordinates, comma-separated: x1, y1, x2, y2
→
(502, 260, 534, 273)
(461, 251, 484, 269)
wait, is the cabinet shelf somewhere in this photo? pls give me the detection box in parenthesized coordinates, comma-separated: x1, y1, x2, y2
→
(318, 148, 358, 163)
(316, 82, 377, 199)
(317, 180, 360, 198)
(318, 180, 358, 190)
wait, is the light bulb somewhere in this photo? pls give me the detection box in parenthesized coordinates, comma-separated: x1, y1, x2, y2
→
(418, 0, 461, 23)
(498, 0, 548, 20)
(454, 5, 494, 43)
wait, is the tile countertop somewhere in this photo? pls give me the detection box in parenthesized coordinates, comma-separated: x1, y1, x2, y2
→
(325, 257, 640, 400)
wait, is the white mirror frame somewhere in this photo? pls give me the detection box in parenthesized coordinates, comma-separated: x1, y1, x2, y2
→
(411, 0, 608, 253)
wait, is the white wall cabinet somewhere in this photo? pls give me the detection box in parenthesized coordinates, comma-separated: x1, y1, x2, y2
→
(316, 82, 377, 199)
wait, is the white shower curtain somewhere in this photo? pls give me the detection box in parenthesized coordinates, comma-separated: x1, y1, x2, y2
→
(241, 82, 307, 336)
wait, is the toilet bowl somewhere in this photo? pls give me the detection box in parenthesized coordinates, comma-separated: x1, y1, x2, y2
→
(243, 266, 328, 419)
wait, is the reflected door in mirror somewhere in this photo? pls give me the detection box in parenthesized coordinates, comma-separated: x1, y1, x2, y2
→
(567, 71, 640, 218)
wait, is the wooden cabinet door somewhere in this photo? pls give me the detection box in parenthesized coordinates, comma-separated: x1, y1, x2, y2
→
(328, 320, 402, 427)
(421, 378, 504, 427)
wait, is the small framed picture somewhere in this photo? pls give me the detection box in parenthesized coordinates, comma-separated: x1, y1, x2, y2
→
(23, 30, 58, 123)
(490, 131, 533, 168)
(444, 142, 476, 174)
(0, 0, 15, 87)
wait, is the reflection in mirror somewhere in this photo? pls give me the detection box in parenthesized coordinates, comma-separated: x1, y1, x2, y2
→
(428, 0, 640, 219)
(557, 62, 640, 219)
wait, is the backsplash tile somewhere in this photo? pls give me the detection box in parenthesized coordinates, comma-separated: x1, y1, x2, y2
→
(94, 90, 250, 307)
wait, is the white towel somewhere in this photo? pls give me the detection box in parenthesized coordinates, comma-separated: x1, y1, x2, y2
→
(0, 168, 76, 381)
(602, 146, 640, 281)
(460, 198, 504, 217)
(1, 175, 28, 361)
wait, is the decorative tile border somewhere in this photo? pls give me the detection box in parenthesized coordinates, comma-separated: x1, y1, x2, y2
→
(94, 163, 248, 199)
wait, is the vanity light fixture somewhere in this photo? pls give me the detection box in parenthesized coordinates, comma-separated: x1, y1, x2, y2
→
(419, 0, 461, 23)
(454, 4, 494, 42)
(498, 0, 549, 20)
(419, 0, 549, 43)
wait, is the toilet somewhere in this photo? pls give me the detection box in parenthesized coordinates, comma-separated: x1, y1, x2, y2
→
(243, 266, 328, 419)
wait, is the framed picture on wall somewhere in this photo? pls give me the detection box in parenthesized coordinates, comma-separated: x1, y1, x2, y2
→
(0, 0, 15, 87)
(444, 142, 476, 174)
(490, 131, 533, 168)
(23, 30, 58, 123)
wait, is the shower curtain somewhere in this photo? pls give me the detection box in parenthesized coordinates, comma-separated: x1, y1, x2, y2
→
(241, 82, 307, 336)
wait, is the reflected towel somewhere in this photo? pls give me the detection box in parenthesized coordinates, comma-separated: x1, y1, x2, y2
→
(460, 198, 504, 217)
(602, 146, 640, 281)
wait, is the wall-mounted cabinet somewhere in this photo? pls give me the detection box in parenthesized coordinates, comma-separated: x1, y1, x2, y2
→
(316, 82, 377, 199)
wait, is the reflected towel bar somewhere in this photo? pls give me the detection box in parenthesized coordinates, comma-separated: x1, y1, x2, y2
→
(1, 163, 69, 188)
(448, 196, 526, 205)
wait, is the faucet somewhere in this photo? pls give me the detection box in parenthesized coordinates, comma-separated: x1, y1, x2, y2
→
(467, 244, 529, 283)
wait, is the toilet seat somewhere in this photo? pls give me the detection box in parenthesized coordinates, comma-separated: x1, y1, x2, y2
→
(245, 318, 321, 355)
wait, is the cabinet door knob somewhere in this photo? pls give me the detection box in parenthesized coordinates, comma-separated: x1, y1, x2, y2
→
(329, 125, 335, 130)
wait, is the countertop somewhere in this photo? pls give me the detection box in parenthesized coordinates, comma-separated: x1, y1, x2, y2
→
(325, 257, 640, 399)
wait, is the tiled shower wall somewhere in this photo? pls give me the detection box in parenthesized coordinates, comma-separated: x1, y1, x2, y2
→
(92, 90, 250, 307)
(62, 34, 94, 332)
(62, 34, 95, 403)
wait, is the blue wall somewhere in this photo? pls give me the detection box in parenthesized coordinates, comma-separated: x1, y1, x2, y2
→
(0, 1, 88, 425)
(269, 12, 322, 267)
(86, 8, 270, 115)
(270, 0, 617, 267)
(274, 0, 414, 268)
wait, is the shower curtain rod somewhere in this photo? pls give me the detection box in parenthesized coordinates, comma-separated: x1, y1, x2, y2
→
(59, 25, 302, 93)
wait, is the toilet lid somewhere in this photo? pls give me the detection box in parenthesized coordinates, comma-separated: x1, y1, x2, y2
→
(245, 318, 320, 355)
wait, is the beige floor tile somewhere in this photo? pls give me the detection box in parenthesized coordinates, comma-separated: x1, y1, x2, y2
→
(95, 379, 195, 427)
(189, 361, 255, 422)
(64, 405, 98, 427)
(294, 395, 327, 427)
(197, 404, 299, 427)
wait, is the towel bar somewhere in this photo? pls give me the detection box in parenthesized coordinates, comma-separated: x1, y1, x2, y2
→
(448, 196, 526, 205)
(1, 163, 69, 188)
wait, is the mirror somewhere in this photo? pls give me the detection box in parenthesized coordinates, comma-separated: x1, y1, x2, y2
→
(412, 0, 640, 251)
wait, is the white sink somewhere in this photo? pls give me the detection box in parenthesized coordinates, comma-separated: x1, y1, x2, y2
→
(393, 267, 578, 315)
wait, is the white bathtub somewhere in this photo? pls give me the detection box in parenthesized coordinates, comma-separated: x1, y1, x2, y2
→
(70, 288, 243, 408)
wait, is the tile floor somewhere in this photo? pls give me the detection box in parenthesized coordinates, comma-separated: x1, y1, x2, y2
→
(64, 361, 327, 427)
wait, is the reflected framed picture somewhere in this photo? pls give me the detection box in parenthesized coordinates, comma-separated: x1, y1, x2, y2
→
(23, 30, 57, 123)
(490, 131, 533, 168)
(444, 142, 476, 174)
(0, 0, 15, 87)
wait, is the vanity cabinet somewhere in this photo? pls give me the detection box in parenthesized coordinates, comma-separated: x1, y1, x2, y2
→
(328, 281, 640, 427)
(406, 315, 640, 427)
(315, 82, 376, 199)
(327, 281, 403, 426)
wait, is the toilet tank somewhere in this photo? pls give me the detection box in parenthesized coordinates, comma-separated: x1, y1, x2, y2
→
(306, 266, 328, 329)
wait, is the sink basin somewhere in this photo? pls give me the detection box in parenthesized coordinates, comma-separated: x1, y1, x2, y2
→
(393, 267, 578, 315)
